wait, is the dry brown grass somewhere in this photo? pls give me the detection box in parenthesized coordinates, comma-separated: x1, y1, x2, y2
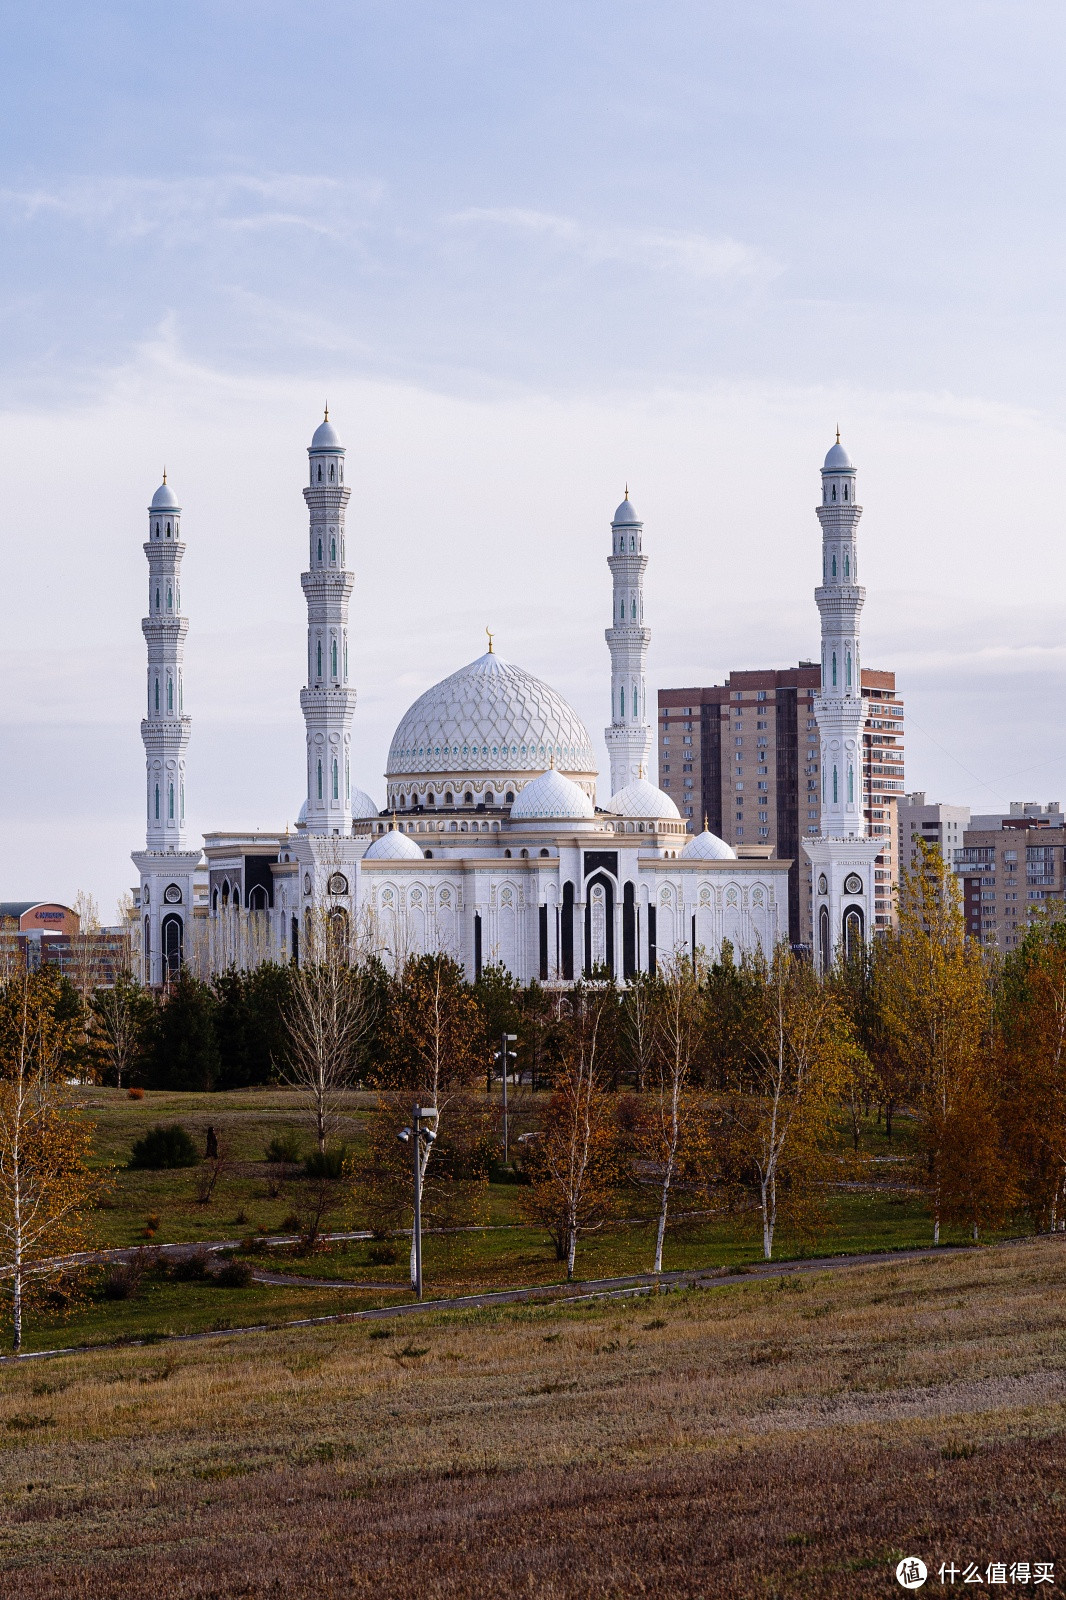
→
(0, 1239, 1064, 1596)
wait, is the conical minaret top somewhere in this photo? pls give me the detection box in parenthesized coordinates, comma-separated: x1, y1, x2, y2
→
(604, 489, 651, 796)
(300, 410, 356, 834)
(814, 432, 866, 839)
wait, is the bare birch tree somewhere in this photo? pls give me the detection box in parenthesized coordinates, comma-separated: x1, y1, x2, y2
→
(0, 965, 103, 1350)
(648, 953, 707, 1273)
(731, 945, 851, 1260)
(523, 985, 618, 1279)
(279, 908, 375, 1153)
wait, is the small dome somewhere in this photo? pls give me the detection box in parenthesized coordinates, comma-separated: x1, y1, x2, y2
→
(351, 786, 379, 821)
(681, 828, 737, 861)
(310, 414, 342, 451)
(603, 777, 680, 820)
(510, 767, 594, 821)
(364, 829, 424, 861)
(822, 437, 854, 472)
(150, 480, 180, 511)
(612, 495, 640, 525)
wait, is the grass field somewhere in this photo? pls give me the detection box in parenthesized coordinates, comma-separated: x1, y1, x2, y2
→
(0, 1239, 1063, 1597)
(3, 1086, 1029, 1355)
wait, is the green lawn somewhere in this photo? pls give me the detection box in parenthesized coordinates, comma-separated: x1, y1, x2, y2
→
(16, 1086, 1025, 1358)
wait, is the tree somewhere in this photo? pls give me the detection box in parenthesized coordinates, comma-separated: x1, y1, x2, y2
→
(996, 914, 1066, 1231)
(0, 966, 104, 1350)
(729, 945, 852, 1260)
(280, 951, 374, 1154)
(372, 955, 487, 1279)
(522, 984, 619, 1279)
(89, 973, 153, 1089)
(213, 963, 293, 1089)
(646, 954, 709, 1273)
(141, 971, 220, 1091)
(875, 843, 994, 1243)
(619, 971, 659, 1092)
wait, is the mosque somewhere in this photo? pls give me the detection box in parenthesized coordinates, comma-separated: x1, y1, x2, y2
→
(132, 414, 869, 985)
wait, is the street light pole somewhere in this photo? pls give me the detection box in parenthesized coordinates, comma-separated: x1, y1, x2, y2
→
(497, 1032, 518, 1166)
(399, 1104, 437, 1301)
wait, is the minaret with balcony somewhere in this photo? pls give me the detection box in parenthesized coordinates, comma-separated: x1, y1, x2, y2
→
(132, 475, 202, 984)
(803, 434, 881, 971)
(604, 491, 651, 796)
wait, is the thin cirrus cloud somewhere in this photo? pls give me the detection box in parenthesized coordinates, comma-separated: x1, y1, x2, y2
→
(450, 206, 779, 284)
(0, 173, 382, 241)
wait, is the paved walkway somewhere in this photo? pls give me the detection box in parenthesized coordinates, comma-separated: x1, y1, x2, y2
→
(0, 1240, 998, 1363)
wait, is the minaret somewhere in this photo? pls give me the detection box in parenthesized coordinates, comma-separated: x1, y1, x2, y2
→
(803, 433, 880, 972)
(815, 432, 865, 839)
(300, 410, 356, 835)
(132, 475, 201, 984)
(604, 490, 651, 796)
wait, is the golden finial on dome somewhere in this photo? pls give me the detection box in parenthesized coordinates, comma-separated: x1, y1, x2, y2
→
(624, 483, 629, 499)
(162, 466, 167, 484)
(704, 813, 709, 832)
(485, 627, 494, 654)
(324, 402, 329, 421)
(549, 750, 555, 769)
(835, 424, 840, 443)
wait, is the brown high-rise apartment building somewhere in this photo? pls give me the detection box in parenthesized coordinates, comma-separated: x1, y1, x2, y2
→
(658, 664, 904, 945)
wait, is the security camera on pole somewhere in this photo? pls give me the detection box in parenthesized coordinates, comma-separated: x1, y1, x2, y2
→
(397, 1104, 437, 1300)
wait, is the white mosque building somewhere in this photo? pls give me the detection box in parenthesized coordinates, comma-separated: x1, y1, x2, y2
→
(132, 413, 873, 986)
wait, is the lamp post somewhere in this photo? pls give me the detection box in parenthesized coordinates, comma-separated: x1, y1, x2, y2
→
(494, 1033, 518, 1165)
(397, 1103, 437, 1300)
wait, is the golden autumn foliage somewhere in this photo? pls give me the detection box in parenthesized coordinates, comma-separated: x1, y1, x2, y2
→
(0, 966, 106, 1350)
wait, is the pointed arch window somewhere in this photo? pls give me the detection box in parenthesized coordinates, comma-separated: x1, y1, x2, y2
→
(317, 464, 323, 482)
(166, 521, 171, 536)
(179, 674, 183, 711)
(345, 756, 350, 798)
(154, 678, 160, 712)
(155, 587, 160, 611)
(329, 463, 335, 482)
(343, 637, 348, 677)
(317, 641, 323, 678)
(154, 783, 160, 820)
(166, 585, 172, 611)
(831, 553, 837, 577)
(832, 652, 838, 687)
(843, 483, 848, 501)
(331, 639, 338, 677)
(833, 765, 839, 804)
(317, 538, 322, 562)
(631, 597, 636, 619)
(167, 676, 173, 712)
(844, 551, 850, 577)
(630, 535, 635, 551)
(832, 484, 837, 501)
(846, 651, 852, 687)
(330, 536, 336, 561)
(317, 760, 323, 800)
(168, 782, 174, 820)
(848, 764, 855, 802)
(332, 759, 339, 800)
(155, 522, 160, 537)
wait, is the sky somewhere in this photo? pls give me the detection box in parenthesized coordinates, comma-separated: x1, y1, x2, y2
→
(2, 1, 1066, 917)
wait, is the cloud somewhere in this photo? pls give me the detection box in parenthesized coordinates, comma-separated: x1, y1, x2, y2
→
(0, 174, 382, 242)
(450, 206, 779, 283)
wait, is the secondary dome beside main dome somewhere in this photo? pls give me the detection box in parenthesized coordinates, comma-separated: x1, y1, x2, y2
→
(386, 651, 596, 785)
(602, 777, 680, 820)
(510, 767, 594, 821)
(681, 828, 737, 861)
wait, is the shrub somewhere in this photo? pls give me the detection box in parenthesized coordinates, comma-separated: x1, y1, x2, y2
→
(265, 1130, 302, 1165)
(127, 1086, 145, 1101)
(214, 1258, 253, 1288)
(367, 1240, 399, 1266)
(303, 1147, 346, 1180)
(128, 1124, 199, 1170)
(166, 1249, 210, 1282)
(102, 1261, 143, 1300)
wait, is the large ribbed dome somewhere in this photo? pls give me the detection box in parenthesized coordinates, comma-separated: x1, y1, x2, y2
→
(386, 652, 596, 798)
